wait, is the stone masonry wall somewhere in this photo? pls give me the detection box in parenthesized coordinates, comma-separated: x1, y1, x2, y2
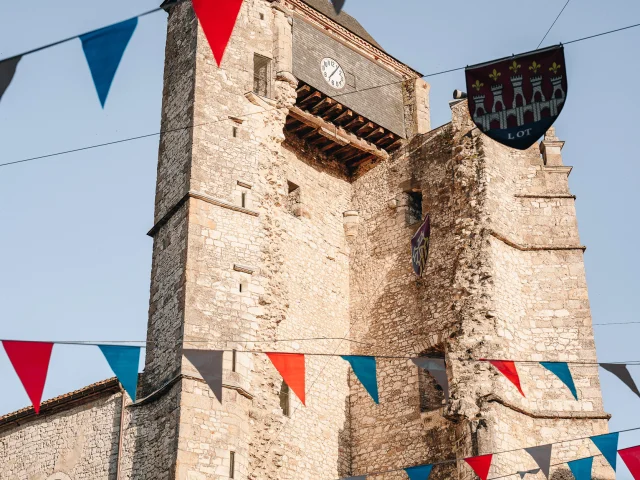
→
(0, 393, 122, 480)
(346, 102, 611, 479)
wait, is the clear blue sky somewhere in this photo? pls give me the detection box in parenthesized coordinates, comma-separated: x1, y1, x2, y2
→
(1, 0, 639, 477)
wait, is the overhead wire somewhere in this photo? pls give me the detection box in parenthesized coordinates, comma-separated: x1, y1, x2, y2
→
(2, 20, 640, 169)
(537, 0, 573, 49)
(334, 426, 640, 480)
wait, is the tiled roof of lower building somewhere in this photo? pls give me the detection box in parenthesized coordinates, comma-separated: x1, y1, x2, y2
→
(0, 378, 121, 431)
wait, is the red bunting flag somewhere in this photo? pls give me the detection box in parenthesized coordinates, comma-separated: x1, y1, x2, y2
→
(465, 454, 493, 480)
(192, 0, 244, 67)
(619, 446, 640, 479)
(266, 353, 306, 405)
(2, 341, 53, 414)
(488, 360, 525, 396)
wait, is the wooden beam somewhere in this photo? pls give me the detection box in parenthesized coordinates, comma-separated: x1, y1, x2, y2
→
(321, 103, 343, 120)
(356, 122, 375, 136)
(387, 138, 403, 150)
(366, 127, 385, 141)
(311, 97, 335, 114)
(334, 109, 353, 124)
(377, 132, 396, 146)
(299, 91, 322, 106)
(296, 84, 311, 95)
(344, 115, 365, 130)
(288, 107, 388, 161)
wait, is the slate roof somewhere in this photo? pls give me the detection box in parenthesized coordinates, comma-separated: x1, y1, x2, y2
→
(302, 0, 384, 50)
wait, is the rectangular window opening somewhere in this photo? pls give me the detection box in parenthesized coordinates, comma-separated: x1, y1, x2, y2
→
(418, 346, 446, 413)
(241, 192, 247, 208)
(253, 54, 272, 98)
(232, 349, 237, 372)
(279, 381, 290, 417)
(232, 126, 238, 138)
(407, 191, 423, 225)
(229, 451, 236, 478)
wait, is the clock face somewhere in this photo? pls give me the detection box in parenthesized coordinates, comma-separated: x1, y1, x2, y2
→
(320, 57, 346, 90)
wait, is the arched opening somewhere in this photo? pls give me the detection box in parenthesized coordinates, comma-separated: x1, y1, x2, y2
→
(490, 119, 501, 130)
(515, 94, 524, 107)
(534, 91, 543, 102)
(541, 107, 551, 118)
(555, 89, 564, 99)
(507, 115, 518, 128)
(476, 108, 485, 116)
(495, 101, 504, 112)
(524, 110, 535, 124)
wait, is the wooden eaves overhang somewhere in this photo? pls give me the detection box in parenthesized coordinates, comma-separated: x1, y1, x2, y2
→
(285, 83, 403, 172)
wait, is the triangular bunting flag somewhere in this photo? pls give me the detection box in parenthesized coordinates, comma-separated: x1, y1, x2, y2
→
(80, 17, 138, 107)
(540, 362, 578, 399)
(192, 0, 244, 67)
(590, 432, 619, 471)
(619, 446, 640, 480)
(331, 0, 346, 14)
(342, 356, 379, 404)
(600, 363, 640, 398)
(412, 358, 449, 402)
(2, 341, 53, 413)
(266, 353, 306, 405)
(487, 360, 525, 396)
(524, 444, 552, 478)
(568, 457, 593, 480)
(99, 345, 140, 401)
(517, 468, 540, 478)
(405, 464, 433, 480)
(0, 56, 21, 102)
(464, 454, 493, 480)
(183, 349, 224, 403)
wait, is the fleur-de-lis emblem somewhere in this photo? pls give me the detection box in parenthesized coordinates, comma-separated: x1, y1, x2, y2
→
(509, 60, 521, 74)
(529, 61, 541, 74)
(549, 62, 562, 74)
(471, 79, 484, 91)
(489, 69, 501, 82)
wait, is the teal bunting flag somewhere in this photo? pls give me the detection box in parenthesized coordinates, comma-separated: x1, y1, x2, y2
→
(99, 345, 141, 401)
(342, 477, 365, 480)
(405, 464, 433, 480)
(568, 457, 593, 480)
(331, 0, 346, 14)
(540, 362, 578, 399)
(590, 432, 619, 471)
(341, 356, 379, 404)
(80, 17, 138, 107)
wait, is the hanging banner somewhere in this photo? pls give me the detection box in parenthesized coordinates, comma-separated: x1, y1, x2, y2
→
(600, 363, 640, 398)
(524, 444, 552, 478)
(465, 45, 567, 150)
(464, 454, 493, 480)
(405, 464, 433, 480)
(590, 432, 619, 471)
(0, 56, 21, 102)
(412, 357, 449, 402)
(411, 214, 431, 277)
(487, 360, 525, 396)
(193, 0, 243, 67)
(99, 345, 140, 401)
(619, 446, 640, 479)
(183, 349, 225, 403)
(342, 356, 379, 404)
(540, 362, 578, 399)
(568, 457, 593, 480)
(2, 340, 53, 414)
(266, 353, 306, 405)
(331, 0, 346, 14)
(80, 17, 138, 107)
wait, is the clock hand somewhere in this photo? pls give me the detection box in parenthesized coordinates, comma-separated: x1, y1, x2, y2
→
(329, 66, 340, 81)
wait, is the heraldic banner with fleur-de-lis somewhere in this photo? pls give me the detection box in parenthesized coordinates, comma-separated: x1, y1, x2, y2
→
(465, 45, 568, 150)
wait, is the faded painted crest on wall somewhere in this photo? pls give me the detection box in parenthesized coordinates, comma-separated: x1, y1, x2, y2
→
(465, 45, 568, 150)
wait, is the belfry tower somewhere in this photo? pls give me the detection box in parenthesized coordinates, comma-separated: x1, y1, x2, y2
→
(135, 0, 611, 479)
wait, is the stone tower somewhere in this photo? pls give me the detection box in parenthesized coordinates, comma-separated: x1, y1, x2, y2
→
(137, 1, 611, 479)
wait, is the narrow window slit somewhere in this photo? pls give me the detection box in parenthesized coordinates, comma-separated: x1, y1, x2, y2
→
(229, 451, 236, 478)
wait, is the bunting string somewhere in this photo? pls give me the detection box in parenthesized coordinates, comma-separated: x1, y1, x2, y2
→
(333, 426, 640, 480)
(2, 19, 640, 168)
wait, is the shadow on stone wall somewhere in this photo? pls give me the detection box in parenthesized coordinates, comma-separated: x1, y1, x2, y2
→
(338, 393, 352, 478)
